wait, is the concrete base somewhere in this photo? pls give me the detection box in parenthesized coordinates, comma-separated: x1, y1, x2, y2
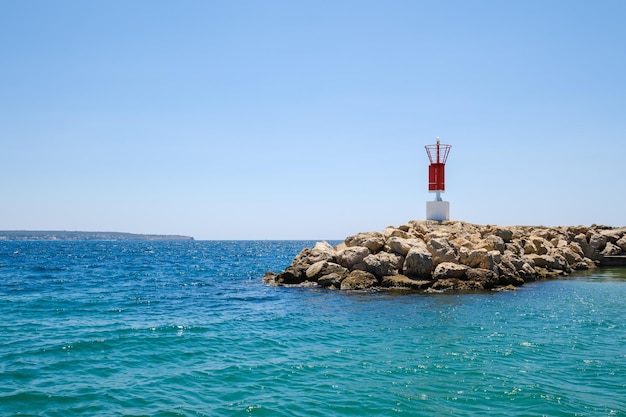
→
(426, 200, 450, 221)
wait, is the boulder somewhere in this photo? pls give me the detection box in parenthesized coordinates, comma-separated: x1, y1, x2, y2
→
(340, 270, 379, 290)
(459, 247, 489, 268)
(554, 239, 569, 248)
(497, 256, 521, 279)
(575, 233, 598, 260)
(433, 262, 469, 280)
(572, 258, 596, 270)
(310, 241, 337, 262)
(305, 261, 348, 281)
(500, 273, 526, 287)
(428, 237, 459, 265)
(520, 262, 537, 278)
(318, 273, 345, 288)
(386, 236, 422, 256)
(465, 268, 499, 289)
(525, 254, 567, 271)
(601, 242, 622, 256)
(505, 242, 523, 256)
(451, 236, 474, 250)
(553, 253, 569, 271)
(430, 278, 487, 291)
(523, 239, 537, 254)
(568, 242, 585, 258)
(618, 235, 626, 252)
(335, 246, 370, 269)
(287, 248, 316, 280)
(381, 275, 432, 290)
(382, 227, 411, 240)
(275, 267, 305, 285)
(364, 252, 403, 278)
(482, 235, 505, 253)
(600, 228, 626, 244)
(567, 226, 589, 239)
(431, 278, 461, 291)
(588, 233, 607, 252)
(263, 271, 278, 286)
(345, 232, 385, 253)
(480, 250, 501, 271)
(403, 242, 434, 279)
(531, 236, 551, 255)
(494, 227, 514, 243)
(558, 246, 583, 266)
(526, 254, 553, 268)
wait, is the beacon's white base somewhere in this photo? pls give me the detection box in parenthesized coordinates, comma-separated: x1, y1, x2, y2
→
(426, 201, 450, 221)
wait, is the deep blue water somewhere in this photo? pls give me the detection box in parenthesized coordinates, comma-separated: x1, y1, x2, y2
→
(1, 240, 625, 416)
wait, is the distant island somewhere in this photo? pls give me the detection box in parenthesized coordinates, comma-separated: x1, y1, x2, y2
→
(0, 231, 194, 241)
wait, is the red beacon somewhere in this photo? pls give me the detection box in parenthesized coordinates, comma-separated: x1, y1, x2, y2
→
(424, 137, 452, 221)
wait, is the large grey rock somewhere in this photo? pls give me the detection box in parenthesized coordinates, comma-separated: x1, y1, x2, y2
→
(286, 248, 319, 280)
(522, 238, 537, 254)
(617, 236, 626, 252)
(482, 235, 505, 254)
(525, 254, 567, 271)
(383, 227, 411, 240)
(459, 247, 489, 268)
(433, 262, 469, 280)
(428, 237, 459, 264)
(480, 250, 501, 271)
(560, 246, 583, 265)
(310, 241, 337, 262)
(318, 273, 345, 288)
(588, 233, 607, 252)
(275, 267, 305, 285)
(494, 227, 514, 243)
(600, 228, 626, 244)
(403, 242, 434, 278)
(505, 242, 523, 256)
(364, 252, 403, 278)
(531, 236, 551, 255)
(575, 233, 598, 259)
(601, 242, 622, 256)
(568, 242, 585, 258)
(386, 236, 422, 256)
(465, 268, 500, 289)
(335, 246, 370, 269)
(345, 232, 385, 253)
(340, 270, 379, 290)
(305, 261, 348, 281)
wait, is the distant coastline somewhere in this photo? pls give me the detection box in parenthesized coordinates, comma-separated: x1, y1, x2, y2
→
(0, 231, 194, 241)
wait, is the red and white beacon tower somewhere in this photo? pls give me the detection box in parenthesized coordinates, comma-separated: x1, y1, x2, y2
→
(425, 137, 452, 221)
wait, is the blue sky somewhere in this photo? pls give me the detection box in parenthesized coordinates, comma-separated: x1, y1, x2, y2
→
(1, 0, 625, 239)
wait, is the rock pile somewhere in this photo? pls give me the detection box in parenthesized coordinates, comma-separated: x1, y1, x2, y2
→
(264, 221, 626, 292)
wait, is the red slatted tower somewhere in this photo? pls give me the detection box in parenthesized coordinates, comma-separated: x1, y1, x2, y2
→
(424, 137, 452, 220)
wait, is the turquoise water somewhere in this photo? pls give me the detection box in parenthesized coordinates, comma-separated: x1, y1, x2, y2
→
(1, 240, 625, 416)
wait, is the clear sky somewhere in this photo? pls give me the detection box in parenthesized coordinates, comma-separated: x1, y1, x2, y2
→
(1, 0, 625, 240)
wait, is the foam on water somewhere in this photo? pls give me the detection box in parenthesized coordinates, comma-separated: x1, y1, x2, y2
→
(1, 241, 625, 416)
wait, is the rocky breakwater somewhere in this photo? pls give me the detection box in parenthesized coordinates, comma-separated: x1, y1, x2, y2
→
(264, 221, 626, 292)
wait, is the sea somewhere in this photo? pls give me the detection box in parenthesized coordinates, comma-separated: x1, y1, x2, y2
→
(1, 240, 625, 417)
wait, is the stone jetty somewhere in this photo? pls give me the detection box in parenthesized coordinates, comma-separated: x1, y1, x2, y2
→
(264, 221, 626, 292)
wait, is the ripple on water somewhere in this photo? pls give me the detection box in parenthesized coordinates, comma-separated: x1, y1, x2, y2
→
(1, 241, 625, 416)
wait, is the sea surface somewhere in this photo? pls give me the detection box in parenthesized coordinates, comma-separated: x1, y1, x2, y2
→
(1, 240, 625, 416)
